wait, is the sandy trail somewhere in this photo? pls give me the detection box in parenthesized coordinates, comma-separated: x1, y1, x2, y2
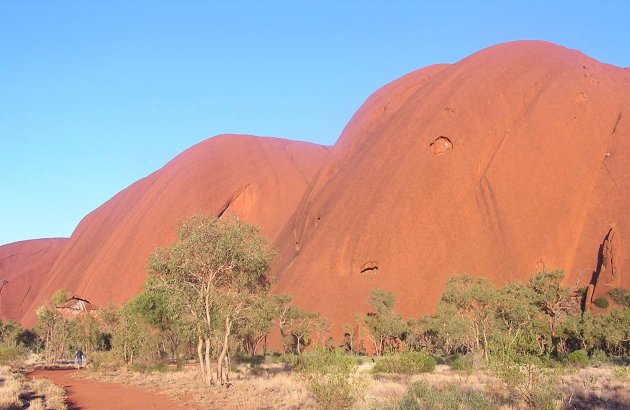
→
(30, 369, 199, 410)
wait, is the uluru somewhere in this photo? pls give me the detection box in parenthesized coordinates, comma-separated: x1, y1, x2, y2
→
(3, 41, 630, 332)
(13, 136, 329, 326)
(0, 238, 68, 322)
(273, 40, 630, 327)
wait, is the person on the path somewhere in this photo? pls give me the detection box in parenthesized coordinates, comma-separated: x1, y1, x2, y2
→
(76, 349, 84, 369)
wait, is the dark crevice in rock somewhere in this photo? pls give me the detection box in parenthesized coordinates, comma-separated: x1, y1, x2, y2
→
(360, 261, 379, 274)
(611, 112, 622, 135)
(588, 228, 620, 309)
(216, 199, 232, 219)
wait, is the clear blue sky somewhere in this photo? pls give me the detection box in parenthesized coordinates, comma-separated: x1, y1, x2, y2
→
(1, 1, 629, 246)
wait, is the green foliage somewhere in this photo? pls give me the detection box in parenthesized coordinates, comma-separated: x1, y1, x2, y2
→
(236, 294, 278, 355)
(35, 291, 72, 364)
(67, 314, 109, 357)
(0, 320, 33, 349)
(372, 351, 436, 375)
(360, 289, 406, 355)
(612, 366, 629, 381)
(490, 355, 561, 409)
(593, 297, 609, 309)
(589, 349, 608, 366)
(281, 306, 329, 355)
(100, 303, 148, 366)
(52, 289, 70, 306)
(398, 380, 496, 410)
(440, 275, 499, 360)
(147, 215, 277, 385)
(130, 279, 194, 361)
(296, 349, 367, 410)
(566, 349, 588, 366)
(0, 345, 27, 365)
(609, 288, 630, 307)
(131, 362, 168, 373)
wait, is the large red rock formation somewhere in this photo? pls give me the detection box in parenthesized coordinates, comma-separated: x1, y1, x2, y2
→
(273, 41, 630, 328)
(18, 135, 329, 326)
(0, 239, 68, 322)
(4, 41, 630, 333)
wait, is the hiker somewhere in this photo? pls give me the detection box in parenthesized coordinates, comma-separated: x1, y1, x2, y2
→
(76, 349, 84, 369)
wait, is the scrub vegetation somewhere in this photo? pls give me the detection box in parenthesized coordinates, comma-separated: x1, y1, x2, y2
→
(3, 215, 629, 409)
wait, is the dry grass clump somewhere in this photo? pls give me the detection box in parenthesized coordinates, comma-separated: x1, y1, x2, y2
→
(0, 367, 23, 409)
(80, 363, 316, 409)
(559, 365, 630, 409)
(29, 377, 68, 409)
(0, 365, 67, 410)
(75, 359, 630, 410)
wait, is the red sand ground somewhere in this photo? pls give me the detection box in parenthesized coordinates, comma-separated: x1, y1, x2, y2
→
(3, 41, 630, 334)
(0, 239, 67, 322)
(30, 369, 199, 410)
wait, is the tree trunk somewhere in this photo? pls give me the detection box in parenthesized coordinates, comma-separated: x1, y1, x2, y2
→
(205, 337, 213, 385)
(197, 336, 206, 383)
(217, 317, 232, 385)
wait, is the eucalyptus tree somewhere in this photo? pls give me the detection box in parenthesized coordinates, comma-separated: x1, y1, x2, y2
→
(148, 215, 275, 385)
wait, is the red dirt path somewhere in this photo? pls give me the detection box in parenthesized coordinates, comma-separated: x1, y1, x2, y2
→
(30, 369, 199, 410)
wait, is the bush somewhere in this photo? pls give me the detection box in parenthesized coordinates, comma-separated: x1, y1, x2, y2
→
(373, 351, 436, 375)
(609, 288, 630, 307)
(278, 353, 301, 368)
(593, 297, 609, 309)
(567, 349, 589, 366)
(0, 346, 26, 366)
(131, 361, 168, 373)
(612, 366, 629, 381)
(297, 350, 367, 410)
(398, 380, 496, 410)
(490, 356, 561, 409)
(589, 349, 608, 366)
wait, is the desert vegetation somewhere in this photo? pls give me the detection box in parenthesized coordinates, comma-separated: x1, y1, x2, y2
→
(0, 320, 67, 409)
(2, 215, 628, 409)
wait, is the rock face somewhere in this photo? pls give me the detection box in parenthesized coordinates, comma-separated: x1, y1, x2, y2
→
(272, 41, 630, 327)
(590, 228, 621, 301)
(0, 239, 68, 322)
(4, 41, 630, 332)
(18, 135, 329, 326)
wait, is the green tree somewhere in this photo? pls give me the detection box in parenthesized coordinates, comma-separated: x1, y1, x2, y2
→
(67, 314, 108, 358)
(440, 275, 499, 360)
(283, 307, 328, 355)
(360, 289, 406, 355)
(148, 215, 276, 385)
(100, 303, 147, 366)
(131, 279, 192, 361)
(35, 289, 72, 364)
(526, 270, 574, 355)
(236, 294, 278, 356)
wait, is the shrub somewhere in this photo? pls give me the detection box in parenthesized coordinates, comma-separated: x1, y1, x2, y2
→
(589, 349, 608, 366)
(609, 288, 630, 307)
(593, 297, 609, 309)
(567, 349, 589, 366)
(279, 353, 301, 368)
(0, 346, 26, 366)
(131, 361, 168, 373)
(612, 366, 629, 381)
(297, 350, 367, 409)
(373, 351, 436, 375)
(398, 380, 496, 410)
(490, 356, 561, 409)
